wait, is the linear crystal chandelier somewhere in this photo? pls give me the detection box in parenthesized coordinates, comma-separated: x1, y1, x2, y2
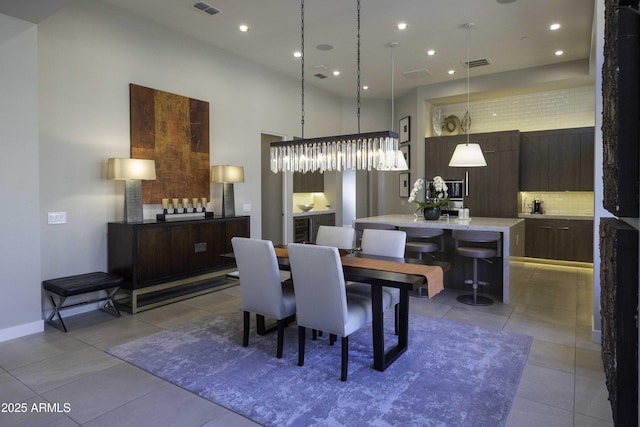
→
(270, 0, 400, 173)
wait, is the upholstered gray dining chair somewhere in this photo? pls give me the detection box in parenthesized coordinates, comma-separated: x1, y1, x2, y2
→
(315, 225, 355, 250)
(348, 228, 406, 332)
(231, 237, 296, 358)
(287, 243, 375, 381)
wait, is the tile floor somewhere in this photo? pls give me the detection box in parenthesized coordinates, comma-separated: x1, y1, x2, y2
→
(0, 261, 613, 426)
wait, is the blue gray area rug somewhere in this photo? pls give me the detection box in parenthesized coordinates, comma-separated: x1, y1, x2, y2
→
(107, 311, 531, 427)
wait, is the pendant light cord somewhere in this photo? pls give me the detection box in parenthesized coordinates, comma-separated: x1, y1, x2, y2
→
(356, 0, 361, 134)
(465, 23, 472, 145)
(391, 44, 395, 130)
(300, 0, 305, 140)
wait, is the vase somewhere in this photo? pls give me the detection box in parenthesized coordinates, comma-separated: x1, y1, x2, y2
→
(423, 207, 441, 220)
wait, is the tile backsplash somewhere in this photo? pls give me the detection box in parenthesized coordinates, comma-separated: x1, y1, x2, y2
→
(292, 192, 332, 212)
(430, 85, 595, 135)
(519, 191, 594, 216)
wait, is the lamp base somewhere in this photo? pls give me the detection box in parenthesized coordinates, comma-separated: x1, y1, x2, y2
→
(222, 183, 236, 217)
(124, 180, 144, 223)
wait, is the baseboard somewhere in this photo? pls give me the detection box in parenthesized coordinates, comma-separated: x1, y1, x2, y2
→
(0, 319, 44, 343)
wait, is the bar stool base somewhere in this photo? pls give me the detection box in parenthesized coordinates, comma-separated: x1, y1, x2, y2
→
(456, 294, 494, 306)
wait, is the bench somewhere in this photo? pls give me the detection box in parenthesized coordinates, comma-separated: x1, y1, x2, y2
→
(43, 272, 123, 332)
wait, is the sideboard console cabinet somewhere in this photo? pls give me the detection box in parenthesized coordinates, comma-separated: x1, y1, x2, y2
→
(108, 216, 249, 312)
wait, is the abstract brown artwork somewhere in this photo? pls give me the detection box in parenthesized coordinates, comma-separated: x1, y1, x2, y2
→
(130, 84, 210, 204)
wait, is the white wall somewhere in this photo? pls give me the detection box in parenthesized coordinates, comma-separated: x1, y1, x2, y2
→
(1, 0, 371, 340)
(0, 14, 43, 340)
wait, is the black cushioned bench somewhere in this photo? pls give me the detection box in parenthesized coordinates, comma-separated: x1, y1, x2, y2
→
(43, 272, 123, 332)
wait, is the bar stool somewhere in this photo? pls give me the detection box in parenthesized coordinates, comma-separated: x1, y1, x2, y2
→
(400, 227, 444, 298)
(452, 230, 501, 306)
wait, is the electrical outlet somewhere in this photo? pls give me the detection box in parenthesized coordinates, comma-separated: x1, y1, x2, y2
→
(48, 212, 67, 224)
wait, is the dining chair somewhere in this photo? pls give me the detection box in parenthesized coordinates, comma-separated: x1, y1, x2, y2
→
(287, 243, 374, 381)
(452, 230, 501, 306)
(231, 237, 296, 358)
(353, 221, 396, 248)
(348, 228, 406, 333)
(315, 225, 355, 250)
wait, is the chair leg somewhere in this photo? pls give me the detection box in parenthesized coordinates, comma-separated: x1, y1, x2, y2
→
(329, 333, 337, 345)
(276, 319, 285, 358)
(297, 326, 306, 367)
(242, 311, 250, 347)
(341, 336, 349, 381)
(312, 329, 318, 340)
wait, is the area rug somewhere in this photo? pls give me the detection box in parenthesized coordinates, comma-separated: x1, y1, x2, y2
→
(107, 311, 532, 427)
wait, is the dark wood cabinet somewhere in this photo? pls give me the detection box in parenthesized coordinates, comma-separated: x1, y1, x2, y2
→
(524, 218, 593, 262)
(310, 213, 336, 242)
(520, 127, 594, 191)
(293, 213, 336, 243)
(293, 171, 324, 192)
(425, 130, 520, 218)
(109, 216, 250, 290)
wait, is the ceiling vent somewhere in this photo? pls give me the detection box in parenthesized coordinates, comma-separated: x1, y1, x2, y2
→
(464, 58, 492, 68)
(193, 2, 221, 16)
(402, 68, 432, 79)
(314, 73, 328, 79)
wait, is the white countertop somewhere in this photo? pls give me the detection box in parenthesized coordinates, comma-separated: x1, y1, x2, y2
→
(354, 214, 523, 232)
(293, 209, 336, 217)
(517, 213, 594, 220)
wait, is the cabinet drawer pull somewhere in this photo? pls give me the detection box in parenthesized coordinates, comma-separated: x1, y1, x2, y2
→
(540, 226, 552, 229)
(559, 227, 570, 230)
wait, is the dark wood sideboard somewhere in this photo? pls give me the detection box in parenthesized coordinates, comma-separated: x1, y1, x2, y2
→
(108, 216, 249, 312)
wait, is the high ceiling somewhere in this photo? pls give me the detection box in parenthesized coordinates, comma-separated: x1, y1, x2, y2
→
(2, 0, 595, 99)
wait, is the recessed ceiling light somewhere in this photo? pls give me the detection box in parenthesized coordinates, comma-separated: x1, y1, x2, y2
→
(555, 50, 564, 56)
(397, 22, 408, 30)
(426, 49, 437, 56)
(448, 70, 456, 75)
(333, 70, 340, 76)
(521, 36, 530, 41)
(496, 0, 517, 3)
(550, 23, 561, 31)
(363, 85, 369, 90)
(238, 24, 249, 32)
(293, 51, 301, 58)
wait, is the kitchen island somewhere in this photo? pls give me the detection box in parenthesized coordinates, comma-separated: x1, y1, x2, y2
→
(354, 214, 525, 303)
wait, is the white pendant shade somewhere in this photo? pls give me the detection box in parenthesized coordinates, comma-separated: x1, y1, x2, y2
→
(448, 143, 487, 167)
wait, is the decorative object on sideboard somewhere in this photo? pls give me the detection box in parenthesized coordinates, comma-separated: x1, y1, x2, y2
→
(156, 196, 212, 221)
(107, 158, 156, 223)
(442, 115, 460, 135)
(269, 0, 400, 173)
(211, 165, 245, 217)
(448, 23, 487, 169)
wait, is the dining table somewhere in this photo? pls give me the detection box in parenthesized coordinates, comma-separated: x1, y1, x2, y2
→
(273, 247, 444, 372)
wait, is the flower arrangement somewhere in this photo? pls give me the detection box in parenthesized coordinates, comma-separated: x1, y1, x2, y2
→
(408, 176, 449, 212)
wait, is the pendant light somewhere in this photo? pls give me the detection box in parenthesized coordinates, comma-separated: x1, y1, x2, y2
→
(448, 23, 487, 168)
(270, 0, 400, 174)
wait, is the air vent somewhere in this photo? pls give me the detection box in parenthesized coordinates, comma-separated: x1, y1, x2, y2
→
(314, 73, 328, 79)
(193, 2, 221, 16)
(402, 68, 431, 79)
(464, 58, 492, 68)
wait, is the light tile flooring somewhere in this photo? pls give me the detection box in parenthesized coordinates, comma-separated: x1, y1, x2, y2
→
(0, 262, 613, 426)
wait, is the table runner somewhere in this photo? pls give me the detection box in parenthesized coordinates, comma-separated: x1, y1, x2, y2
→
(340, 256, 444, 299)
(274, 247, 444, 299)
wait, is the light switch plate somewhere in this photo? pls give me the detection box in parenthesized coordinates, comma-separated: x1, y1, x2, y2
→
(48, 212, 67, 224)
(243, 203, 251, 212)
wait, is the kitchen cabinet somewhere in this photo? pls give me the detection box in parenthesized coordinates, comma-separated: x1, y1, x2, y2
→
(425, 130, 520, 218)
(520, 127, 594, 191)
(293, 171, 324, 192)
(524, 218, 593, 262)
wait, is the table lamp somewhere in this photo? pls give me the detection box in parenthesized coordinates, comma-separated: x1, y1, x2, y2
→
(211, 165, 244, 217)
(107, 158, 156, 222)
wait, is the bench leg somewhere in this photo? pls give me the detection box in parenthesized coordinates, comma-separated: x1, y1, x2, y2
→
(100, 287, 121, 318)
(45, 293, 68, 333)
